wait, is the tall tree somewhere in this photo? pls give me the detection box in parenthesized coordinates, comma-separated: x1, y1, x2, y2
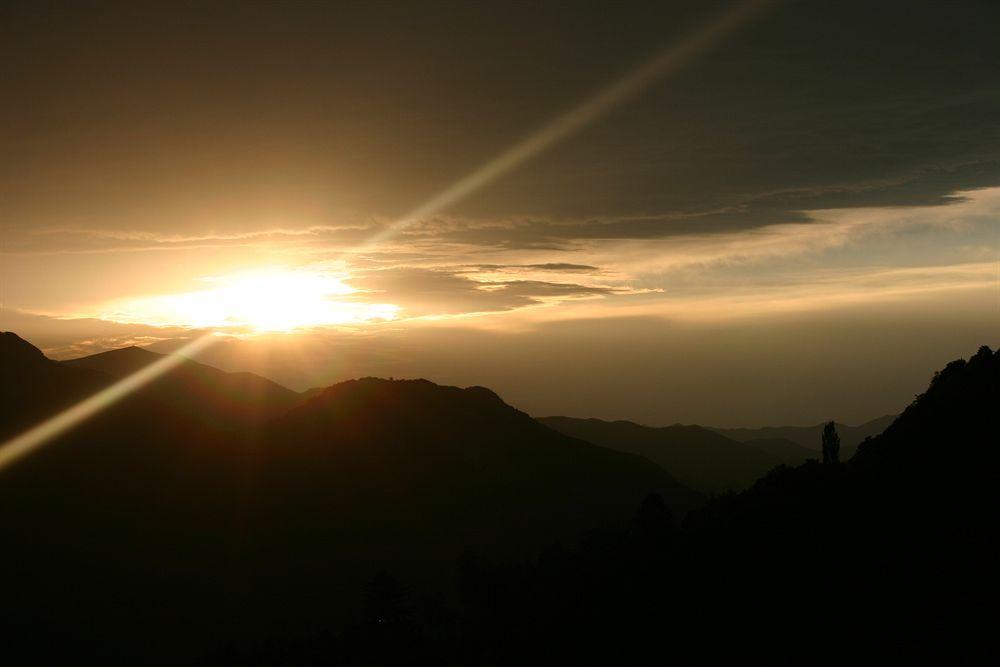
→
(822, 421, 840, 464)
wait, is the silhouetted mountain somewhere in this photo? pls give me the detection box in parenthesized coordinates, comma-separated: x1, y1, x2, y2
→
(1, 329, 47, 368)
(710, 414, 895, 452)
(0, 333, 697, 663)
(0, 332, 111, 437)
(429, 346, 997, 664)
(5, 332, 994, 663)
(539, 417, 781, 493)
(297, 385, 328, 402)
(241, 378, 699, 588)
(64, 344, 301, 424)
(851, 345, 998, 471)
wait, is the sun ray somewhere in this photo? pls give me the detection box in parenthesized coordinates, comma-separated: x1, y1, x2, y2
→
(0, 334, 216, 473)
(362, 0, 778, 250)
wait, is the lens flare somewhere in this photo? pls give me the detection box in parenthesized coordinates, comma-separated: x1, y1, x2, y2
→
(364, 0, 778, 249)
(0, 334, 216, 473)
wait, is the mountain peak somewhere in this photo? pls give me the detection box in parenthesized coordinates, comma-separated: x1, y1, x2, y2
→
(308, 377, 506, 406)
(66, 344, 162, 364)
(62, 340, 299, 424)
(0, 331, 50, 368)
(852, 344, 998, 466)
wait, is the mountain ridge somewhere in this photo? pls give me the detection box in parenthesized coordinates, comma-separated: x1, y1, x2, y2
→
(0, 332, 700, 662)
(62, 342, 302, 425)
(538, 416, 782, 494)
(710, 414, 896, 450)
(437, 345, 999, 664)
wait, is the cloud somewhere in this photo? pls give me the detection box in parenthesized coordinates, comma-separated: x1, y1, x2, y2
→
(461, 263, 601, 273)
(5, 2, 1000, 256)
(9, 186, 993, 336)
(0, 224, 378, 256)
(0, 308, 191, 359)
(348, 267, 618, 318)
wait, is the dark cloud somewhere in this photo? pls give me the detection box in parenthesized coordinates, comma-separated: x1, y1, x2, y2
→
(351, 268, 614, 317)
(3, 1, 999, 250)
(395, 209, 809, 248)
(462, 263, 601, 273)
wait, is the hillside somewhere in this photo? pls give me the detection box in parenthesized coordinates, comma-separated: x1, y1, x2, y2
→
(0, 332, 697, 663)
(438, 346, 998, 664)
(247, 378, 700, 575)
(6, 331, 993, 663)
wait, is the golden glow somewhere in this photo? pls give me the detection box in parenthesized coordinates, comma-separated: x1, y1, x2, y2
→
(99, 269, 400, 332)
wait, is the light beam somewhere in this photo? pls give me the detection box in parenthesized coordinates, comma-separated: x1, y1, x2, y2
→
(364, 0, 778, 249)
(0, 334, 216, 473)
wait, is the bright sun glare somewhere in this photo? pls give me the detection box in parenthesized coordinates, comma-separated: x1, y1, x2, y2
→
(101, 269, 400, 332)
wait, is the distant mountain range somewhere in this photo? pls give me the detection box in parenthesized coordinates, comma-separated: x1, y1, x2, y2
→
(538, 418, 784, 494)
(418, 345, 999, 664)
(710, 414, 896, 452)
(537, 415, 891, 494)
(3, 330, 987, 663)
(1, 331, 899, 505)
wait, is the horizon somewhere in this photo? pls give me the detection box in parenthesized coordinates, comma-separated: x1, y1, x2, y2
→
(3, 0, 997, 425)
(1, 328, 906, 430)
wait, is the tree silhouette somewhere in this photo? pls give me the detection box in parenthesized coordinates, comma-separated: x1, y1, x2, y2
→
(821, 421, 840, 464)
(363, 570, 412, 627)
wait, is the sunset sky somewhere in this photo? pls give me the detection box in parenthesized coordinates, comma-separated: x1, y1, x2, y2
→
(2, 0, 997, 426)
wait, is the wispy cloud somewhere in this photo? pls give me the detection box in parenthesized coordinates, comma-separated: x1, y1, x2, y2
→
(1, 224, 377, 255)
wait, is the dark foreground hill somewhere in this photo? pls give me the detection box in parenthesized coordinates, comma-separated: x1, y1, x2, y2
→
(0, 332, 696, 664)
(400, 346, 994, 664)
(3, 333, 994, 663)
(538, 417, 783, 493)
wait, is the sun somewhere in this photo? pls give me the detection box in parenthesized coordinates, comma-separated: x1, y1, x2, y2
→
(100, 269, 400, 332)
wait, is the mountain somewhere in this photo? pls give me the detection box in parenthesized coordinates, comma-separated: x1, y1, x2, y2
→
(0, 331, 111, 438)
(297, 385, 328, 402)
(441, 346, 998, 664)
(851, 345, 998, 471)
(539, 417, 782, 493)
(541, 413, 891, 488)
(9, 330, 992, 663)
(710, 414, 896, 452)
(0, 332, 698, 663)
(63, 344, 302, 424)
(248, 378, 700, 571)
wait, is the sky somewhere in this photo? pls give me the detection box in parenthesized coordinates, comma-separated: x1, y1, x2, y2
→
(2, 0, 998, 427)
